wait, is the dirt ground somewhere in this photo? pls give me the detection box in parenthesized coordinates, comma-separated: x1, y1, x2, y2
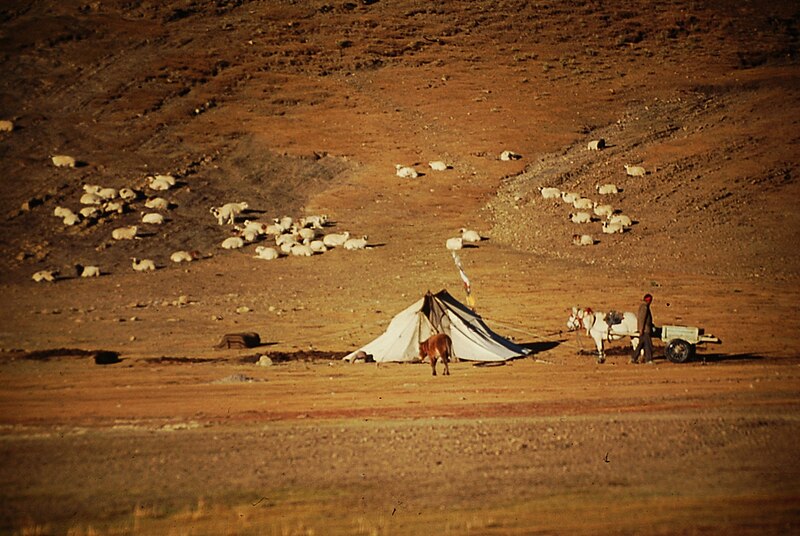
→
(1, 1, 799, 534)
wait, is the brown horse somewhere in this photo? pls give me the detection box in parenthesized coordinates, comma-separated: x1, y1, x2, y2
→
(419, 333, 453, 376)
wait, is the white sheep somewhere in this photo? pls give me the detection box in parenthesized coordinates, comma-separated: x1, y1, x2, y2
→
(80, 192, 103, 205)
(297, 227, 318, 241)
(275, 232, 300, 246)
(429, 160, 449, 171)
(97, 187, 118, 200)
(343, 236, 368, 250)
(54, 206, 76, 219)
(596, 183, 619, 195)
(573, 234, 594, 246)
(131, 257, 156, 271)
(307, 239, 328, 253)
(500, 150, 521, 161)
(265, 222, 285, 236)
(570, 212, 593, 224)
(253, 246, 280, 260)
(142, 212, 165, 225)
(83, 184, 101, 194)
(539, 187, 561, 200)
(395, 164, 418, 178)
(602, 221, 626, 234)
(460, 228, 482, 242)
(145, 197, 170, 210)
(290, 243, 314, 257)
(32, 270, 56, 282)
(561, 191, 580, 204)
(624, 165, 646, 177)
(323, 231, 350, 248)
(446, 237, 463, 251)
(79, 206, 100, 219)
(587, 139, 606, 151)
(147, 174, 176, 190)
(77, 264, 101, 277)
(103, 200, 126, 214)
(119, 188, 138, 201)
(279, 240, 298, 254)
(241, 220, 267, 235)
(211, 202, 249, 225)
(276, 216, 293, 231)
(240, 228, 261, 242)
(0, 120, 14, 132)
(593, 203, 614, 218)
(170, 250, 200, 263)
(112, 226, 138, 240)
(51, 155, 76, 168)
(221, 236, 245, 250)
(572, 197, 594, 210)
(299, 214, 329, 229)
(608, 214, 632, 227)
(62, 212, 81, 226)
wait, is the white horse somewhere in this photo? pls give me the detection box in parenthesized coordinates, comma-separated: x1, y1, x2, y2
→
(566, 306, 640, 364)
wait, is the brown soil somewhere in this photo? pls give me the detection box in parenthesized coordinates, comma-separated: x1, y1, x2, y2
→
(1, 1, 799, 534)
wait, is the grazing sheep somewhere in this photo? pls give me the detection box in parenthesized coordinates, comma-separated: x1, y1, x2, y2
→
(299, 214, 328, 229)
(596, 183, 619, 195)
(142, 212, 165, 225)
(307, 239, 328, 253)
(111, 226, 138, 240)
(624, 165, 646, 177)
(51, 155, 76, 168)
(429, 160, 449, 171)
(119, 188, 138, 201)
(395, 164, 418, 179)
(290, 243, 314, 257)
(572, 197, 594, 210)
(221, 236, 245, 250)
(446, 237, 463, 251)
(602, 221, 626, 234)
(0, 120, 13, 132)
(539, 187, 561, 200)
(211, 202, 249, 225)
(561, 191, 580, 204)
(32, 270, 57, 282)
(323, 231, 350, 248)
(460, 228, 482, 243)
(131, 257, 156, 272)
(76, 264, 101, 277)
(593, 203, 614, 218)
(343, 236, 368, 250)
(587, 139, 606, 151)
(570, 212, 593, 224)
(573, 234, 594, 246)
(253, 246, 280, 260)
(170, 250, 200, 263)
(80, 192, 103, 205)
(500, 150, 521, 161)
(147, 174, 176, 190)
(144, 197, 170, 210)
(608, 214, 633, 227)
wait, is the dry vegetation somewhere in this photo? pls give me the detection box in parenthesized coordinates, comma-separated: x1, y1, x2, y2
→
(1, 0, 799, 534)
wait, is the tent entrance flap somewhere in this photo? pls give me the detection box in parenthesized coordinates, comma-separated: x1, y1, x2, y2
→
(344, 289, 532, 363)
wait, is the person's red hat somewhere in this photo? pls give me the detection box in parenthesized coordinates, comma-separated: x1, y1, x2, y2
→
(643, 293, 653, 302)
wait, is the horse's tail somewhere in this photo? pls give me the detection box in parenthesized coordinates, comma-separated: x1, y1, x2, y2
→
(445, 334, 454, 361)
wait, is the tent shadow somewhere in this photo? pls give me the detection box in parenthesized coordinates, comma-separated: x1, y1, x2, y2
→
(520, 341, 561, 353)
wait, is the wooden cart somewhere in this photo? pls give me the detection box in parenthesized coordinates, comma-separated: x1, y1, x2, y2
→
(655, 325, 722, 363)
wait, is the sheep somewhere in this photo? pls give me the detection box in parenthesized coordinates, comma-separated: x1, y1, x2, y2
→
(241, 220, 267, 236)
(539, 187, 561, 200)
(32, 270, 57, 282)
(499, 150, 521, 161)
(279, 240, 298, 254)
(141, 212, 165, 225)
(596, 183, 619, 195)
(572, 197, 594, 210)
(587, 139, 606, 151)
(297, 227, 318, 241)
(119, 188, 138, 201)
(275, 232, 300, 247)
(624, 164, 646, 177)
(593, 203, 614, 218)
(54, 206, 76, 218)
(446, 237, 463, 251)
(429, 160, 449, 171)
(221, 236, 245, 250)
(170, 250, 200, 263)
(103, 200, 126, 214)
(240, 228, 261, 242)
(602, 221, 626, 234)
(561, 191, 580, 204)
(62, 212, 81, 226)
(83, 184, 102, 194)
(307, 239, 328, 253)
(276, 216, 293, 231)
(569, 212, 593, 224)
(573, 234, 594, 246)
(290, 243, 314, 257)
(131, 257, 156, 272)
(343, 236, 368, 250)
(145, 197, 170, 210)
(51, 155, 76, 168)
(0, 120, 13, 132)
(76, 264, 101, 277)
(97, 187, 118, 200)
(299, 214, 329, 229)
(395, 164, 418, 178)
(265, 222, 285, 236)
(147, 174, 176, 190)
(80, 192, 103, 205)
(253, 246, 280, 260)
(111, 225, 138, 240)
(79, 206, 100, 219)
(323, 231, 350, 248)
(460, 228, 482, 243)
(608, 214, 633, 227)
(211, 202, 249, 225)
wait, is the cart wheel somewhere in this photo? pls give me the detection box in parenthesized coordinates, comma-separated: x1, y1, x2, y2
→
(665, 339, 693, 363)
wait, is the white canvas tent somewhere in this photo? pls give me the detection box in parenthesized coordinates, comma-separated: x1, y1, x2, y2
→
(344, 289, 531, 363)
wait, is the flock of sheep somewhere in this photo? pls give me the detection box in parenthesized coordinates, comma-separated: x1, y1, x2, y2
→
(538, 138, 644, 246)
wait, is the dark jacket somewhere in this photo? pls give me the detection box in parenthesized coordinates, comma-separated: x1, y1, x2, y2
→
(637, 302, 653, 335)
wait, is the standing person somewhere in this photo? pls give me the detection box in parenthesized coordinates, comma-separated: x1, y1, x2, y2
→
(631, 293, 654, 364)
